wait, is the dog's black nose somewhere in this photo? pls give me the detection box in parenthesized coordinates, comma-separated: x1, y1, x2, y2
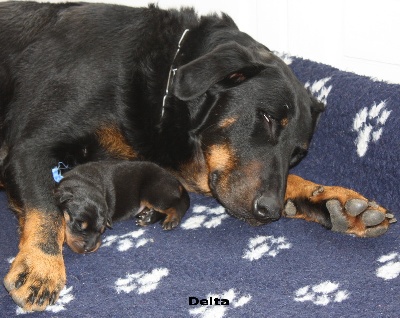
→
(253, 195, 282, 222)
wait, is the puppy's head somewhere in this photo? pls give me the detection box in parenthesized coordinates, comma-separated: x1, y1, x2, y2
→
(55, 181, 111, 254)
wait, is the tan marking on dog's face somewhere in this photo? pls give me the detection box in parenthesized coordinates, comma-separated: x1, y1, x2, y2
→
(176, 143, 237, 195)
(63, 211, 70, 223)
(96, 125, 137, 159)
(80, 221, 88, 230)
(172, 150, 211, 194)
(280, 118, 289, 127)
(206, 144, 235, 172)
(218, 117, 238, 129)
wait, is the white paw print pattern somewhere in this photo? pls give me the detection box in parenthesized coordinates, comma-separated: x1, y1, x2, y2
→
(102, 228, 152, 252)
(242, 235, 292, 261)
(305, 77, 332, 104)
(16, 286, 74, 315)
(189, 289, 251, 318)
(376, 252, 400, 280)
(181, 205, 229, 230)
(353, 100, 392, 157)
(294, 281, 349, 306)
(274, 52, 293, 65)
(115, 268, 169, 295)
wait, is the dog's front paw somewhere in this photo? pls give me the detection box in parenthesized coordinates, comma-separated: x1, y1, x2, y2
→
(325, 198, 396, 237)
(284, 175, 396, 237)
(4, 247, 66, 311)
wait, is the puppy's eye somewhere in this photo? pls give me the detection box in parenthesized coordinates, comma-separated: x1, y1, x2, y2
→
(75, 220, 88, 231)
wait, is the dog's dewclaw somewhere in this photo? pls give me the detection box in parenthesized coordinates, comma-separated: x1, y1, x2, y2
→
(284, 200, 297, 217)
(326, 199, 349, 233)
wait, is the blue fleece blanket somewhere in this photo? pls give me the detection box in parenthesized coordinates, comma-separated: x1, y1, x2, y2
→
(0, 56, 399, 317)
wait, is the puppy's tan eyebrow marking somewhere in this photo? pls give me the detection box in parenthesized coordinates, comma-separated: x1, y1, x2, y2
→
(80, 221, 88, 230)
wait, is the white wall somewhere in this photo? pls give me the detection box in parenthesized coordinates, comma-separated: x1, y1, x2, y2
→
(4, 0, 400, 83)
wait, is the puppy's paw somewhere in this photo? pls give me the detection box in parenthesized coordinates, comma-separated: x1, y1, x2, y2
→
(136, 208, 165, 227)
(161, 215, 181, 230)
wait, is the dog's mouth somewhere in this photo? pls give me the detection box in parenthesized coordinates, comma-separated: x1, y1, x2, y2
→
(225, 208, 279, 226)
(66, 238, 101, 254)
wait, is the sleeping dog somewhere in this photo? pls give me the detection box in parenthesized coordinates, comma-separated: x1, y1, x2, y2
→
(0, 2, 394, 311)
(55, 161, 190, 254)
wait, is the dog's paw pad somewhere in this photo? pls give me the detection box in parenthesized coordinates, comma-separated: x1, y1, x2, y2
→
(284, 200, 297, 217)
(326, 200, 349, 233)
(327, 198, 395, 237)
(361, 210, 386, 226)
(344, 199, 368, 216)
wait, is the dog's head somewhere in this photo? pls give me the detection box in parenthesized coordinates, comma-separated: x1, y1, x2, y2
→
(55, 179, 111, 253)
(173, 40, 324, 225)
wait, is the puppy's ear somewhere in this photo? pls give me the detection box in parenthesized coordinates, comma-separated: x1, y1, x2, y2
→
(54, 188, 73, 204)
(106, 218, 113, 229)
(173, 42, 264, 100)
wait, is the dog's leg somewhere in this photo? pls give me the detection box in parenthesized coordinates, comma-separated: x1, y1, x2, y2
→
(284, 174, 396, 237)
(3, 150, 66, 311)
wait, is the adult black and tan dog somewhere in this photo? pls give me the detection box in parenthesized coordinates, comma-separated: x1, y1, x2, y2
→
(0, 1, 394, 311)
(55, 161, 190, 254)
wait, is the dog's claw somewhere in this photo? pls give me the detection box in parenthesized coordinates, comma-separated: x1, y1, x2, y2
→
(312, 185, 324, 197)
(389, 218, 397, 224)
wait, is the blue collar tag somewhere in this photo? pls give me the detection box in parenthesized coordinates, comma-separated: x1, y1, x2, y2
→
(52, 162, 69, 183)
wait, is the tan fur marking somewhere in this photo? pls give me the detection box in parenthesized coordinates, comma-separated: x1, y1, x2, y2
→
(96, 125, 137, 159)
(219, 117, 237, 129)
(4, 209, 66, 311)
(174, 154, 211, 194)
(206, 144, 235, 172)
(280, 118, 289, 127)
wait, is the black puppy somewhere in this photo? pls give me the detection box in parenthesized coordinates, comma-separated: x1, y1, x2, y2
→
(55, 161, 190, 254)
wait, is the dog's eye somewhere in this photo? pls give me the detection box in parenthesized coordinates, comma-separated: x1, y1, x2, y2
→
(75, 220, 88, 231)
(259, 111, 276, 134)
(262, 112, 274, 124)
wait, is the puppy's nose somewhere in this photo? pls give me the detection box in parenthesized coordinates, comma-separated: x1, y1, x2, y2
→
(253, 195, 282, 222)
(83, 239, 101, 253)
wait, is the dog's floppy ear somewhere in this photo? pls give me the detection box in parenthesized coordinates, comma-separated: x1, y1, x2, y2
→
(173, 42, 264, 100)
(54, 188, 73, 205)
